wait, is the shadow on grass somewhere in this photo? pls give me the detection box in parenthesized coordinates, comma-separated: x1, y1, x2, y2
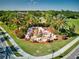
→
(68, 32, 79, 37)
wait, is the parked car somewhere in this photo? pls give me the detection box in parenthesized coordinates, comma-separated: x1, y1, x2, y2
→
(76, 55, 79, 59)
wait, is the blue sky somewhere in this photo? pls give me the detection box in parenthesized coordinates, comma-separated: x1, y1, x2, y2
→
(0, 0, 79, 11)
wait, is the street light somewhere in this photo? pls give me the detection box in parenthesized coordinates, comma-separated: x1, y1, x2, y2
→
(52, 50, 55, 59)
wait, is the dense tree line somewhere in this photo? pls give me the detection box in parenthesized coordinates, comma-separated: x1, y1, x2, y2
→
(0, 10, 78, 38)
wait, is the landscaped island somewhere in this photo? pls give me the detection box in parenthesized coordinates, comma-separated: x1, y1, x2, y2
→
(25, 27, 68, 43)
(0, 10, 79, 57)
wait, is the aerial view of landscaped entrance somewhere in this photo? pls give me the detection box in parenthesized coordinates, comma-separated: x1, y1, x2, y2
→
(0, 0, 79, 59)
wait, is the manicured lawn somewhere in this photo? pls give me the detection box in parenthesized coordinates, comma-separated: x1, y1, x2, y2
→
(0, 22, 76, 56)
(67, 19, 79, 34)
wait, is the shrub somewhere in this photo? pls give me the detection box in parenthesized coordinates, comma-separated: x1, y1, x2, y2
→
(15, 29, 25, 39)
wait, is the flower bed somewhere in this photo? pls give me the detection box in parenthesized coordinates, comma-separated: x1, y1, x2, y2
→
(25, 27, 67, 43)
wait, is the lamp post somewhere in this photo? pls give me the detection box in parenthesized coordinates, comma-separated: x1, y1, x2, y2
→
(52, 50, 55, 59)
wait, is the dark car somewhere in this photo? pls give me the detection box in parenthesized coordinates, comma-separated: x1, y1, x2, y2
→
(76, 55, 79, 59)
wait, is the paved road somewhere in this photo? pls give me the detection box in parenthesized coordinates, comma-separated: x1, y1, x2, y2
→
(66, 46, 79, 59)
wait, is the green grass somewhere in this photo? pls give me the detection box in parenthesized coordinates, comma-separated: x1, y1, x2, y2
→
(0, 22, 76, 56)
(67, 19, 79, 34)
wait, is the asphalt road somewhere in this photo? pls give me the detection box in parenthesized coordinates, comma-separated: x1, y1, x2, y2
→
(66, 46, 79, 59)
